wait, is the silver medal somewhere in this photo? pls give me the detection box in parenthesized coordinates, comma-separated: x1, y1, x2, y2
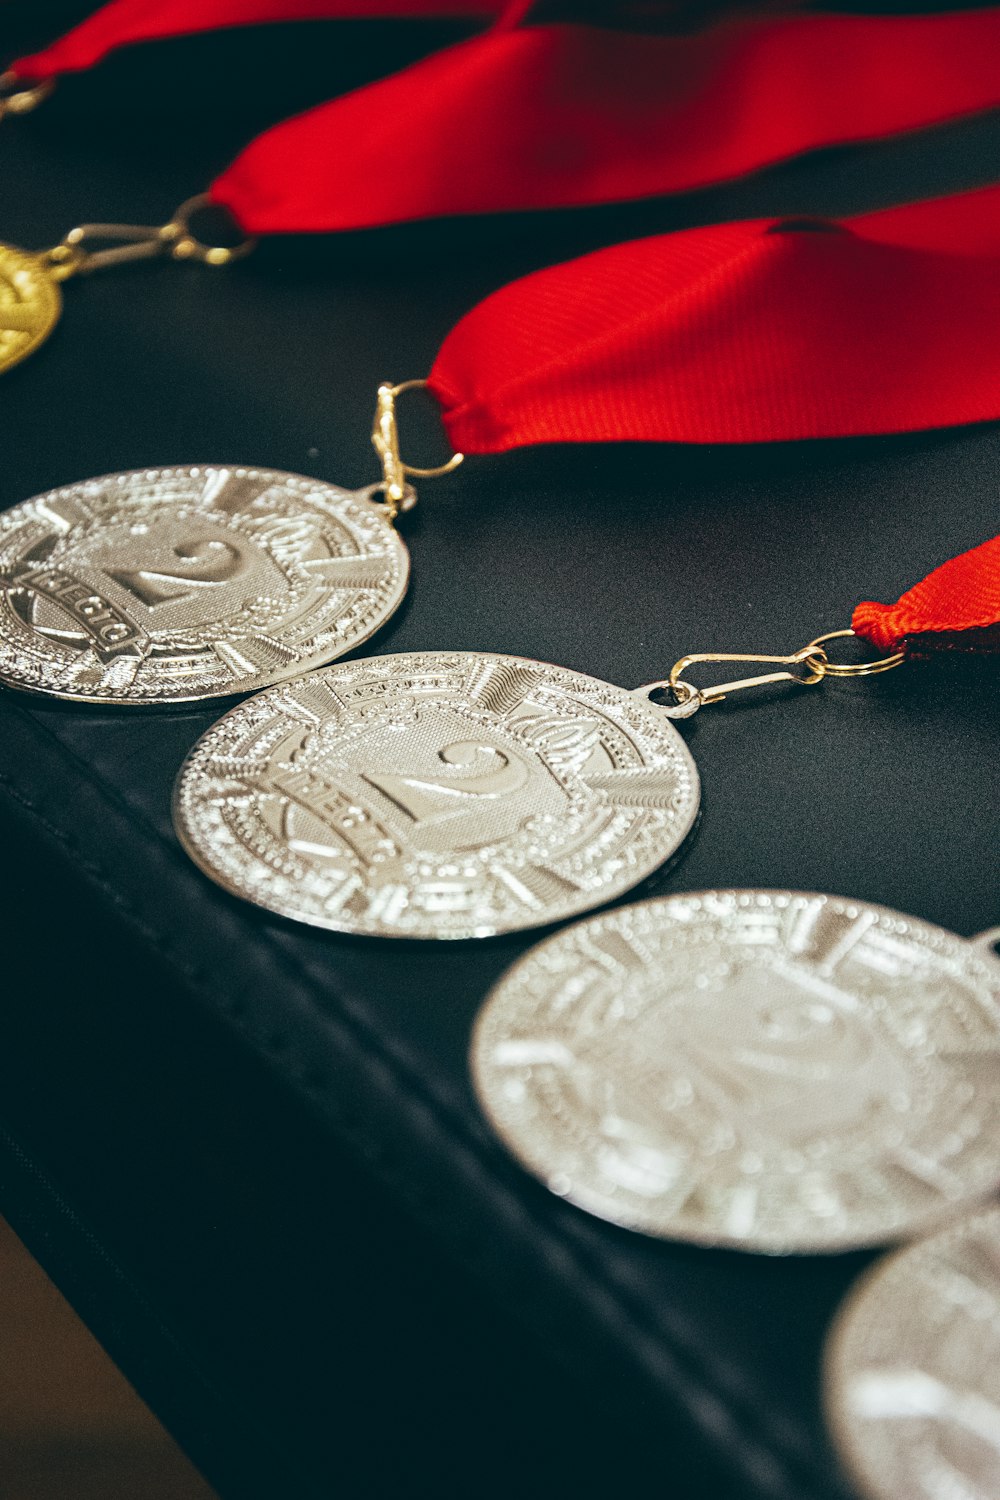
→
(173, 651, 700, 938)
(825, 1203, 1000, 1500)
(0, 465, 409, 703)
(471, 891, 1000, 1251)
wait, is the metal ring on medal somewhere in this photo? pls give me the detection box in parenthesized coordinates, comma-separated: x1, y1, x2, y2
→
(0, 244, 61, 374)
(471, 891, 1000, 1252)
(0, 466, 409, 703)
(173, 652, 700, 938)
(824, 1204, 1000, 1500)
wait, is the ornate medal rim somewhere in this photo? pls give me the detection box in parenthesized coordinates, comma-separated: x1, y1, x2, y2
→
(822, 1203, 1000, 1500)
(172, 650, 702, 940)
(0, 243, 62, 375)
(471, 888, 1000, 1251)
(0, 464, 411, 705)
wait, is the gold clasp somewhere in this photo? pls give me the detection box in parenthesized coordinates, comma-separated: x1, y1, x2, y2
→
(637, 629, 905, 718)
(42, 193, 256, 279)
(669, 646, 826, 707)
(0, 71, 54, 121)
(371, 379, 464, 520)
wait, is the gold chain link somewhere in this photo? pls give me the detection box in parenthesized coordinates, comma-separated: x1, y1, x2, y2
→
(41, 194, 255, 279)
(637, 628, 905, 716)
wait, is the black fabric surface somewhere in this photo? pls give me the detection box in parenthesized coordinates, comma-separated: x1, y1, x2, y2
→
(1, 11, 998, 1498)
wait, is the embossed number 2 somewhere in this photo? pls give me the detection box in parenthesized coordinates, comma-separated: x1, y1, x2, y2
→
(109, 538, 247, 608)
(365, 741, 529, 825)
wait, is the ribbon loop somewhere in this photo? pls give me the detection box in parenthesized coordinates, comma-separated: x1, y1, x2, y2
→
(852, 536, 1000, 659)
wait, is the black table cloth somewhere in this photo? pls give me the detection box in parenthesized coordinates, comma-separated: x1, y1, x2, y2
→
(1, 8, 998, 1496)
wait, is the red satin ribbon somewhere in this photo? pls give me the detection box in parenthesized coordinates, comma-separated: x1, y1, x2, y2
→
(11, 7, 1000, 664)
(425, 183, 1000, 451)
(9, 0, 498, 82)
(15, 6, 1000, 239)
(209, 10, 1000, 234)
(853, 538, 1000, 658)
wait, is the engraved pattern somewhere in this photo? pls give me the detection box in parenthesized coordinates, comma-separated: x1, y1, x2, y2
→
(173, 652, 700, 938)
(825, 1205, 1000, 1500)
(0, 465, 409, 703)
(471, 891, 1000, 1250)
(0, 245, 61, 375)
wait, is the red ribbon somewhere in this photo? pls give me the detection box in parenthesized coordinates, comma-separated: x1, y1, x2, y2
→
(11, 4, 1000, 663)
(9, 0, 498, 81)
(853, 538, 1000, 658)
(16, 6, 1000, 239)
(209, 10, 1000, 233)
(426, 184, 1000, 450)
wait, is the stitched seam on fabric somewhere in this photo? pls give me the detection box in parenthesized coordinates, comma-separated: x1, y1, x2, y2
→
(0, 717, 833, 1499)
(1, 711, 832, 1495)
(0, 761, 825, 1500)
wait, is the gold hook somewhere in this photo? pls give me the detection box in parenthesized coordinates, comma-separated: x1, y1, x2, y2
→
(162, 194, 257, 267)
(669, 646, 826, 707)
(42, 194, 256, 278)
(0, 72, 54, 121)
(637, 628, 906, 717)
(371, 380, 464, 519)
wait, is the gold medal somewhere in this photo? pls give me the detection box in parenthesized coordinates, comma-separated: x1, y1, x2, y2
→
(0, 242, 62, 374)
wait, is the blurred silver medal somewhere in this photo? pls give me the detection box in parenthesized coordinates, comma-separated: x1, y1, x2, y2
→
(471, 891, 1000, 1251)
(825, 1201, 1000, 1500)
